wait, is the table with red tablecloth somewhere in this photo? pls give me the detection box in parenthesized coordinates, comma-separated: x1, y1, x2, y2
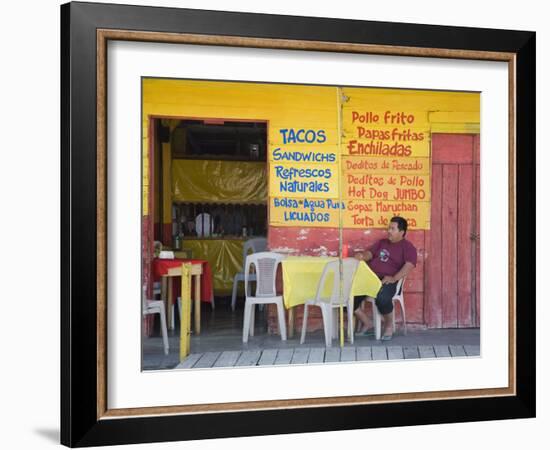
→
(153, 258, 213, 303)
(152, 258, 214, 335)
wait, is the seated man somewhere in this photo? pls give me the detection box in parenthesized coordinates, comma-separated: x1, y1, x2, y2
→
(354, 216, 417, 340)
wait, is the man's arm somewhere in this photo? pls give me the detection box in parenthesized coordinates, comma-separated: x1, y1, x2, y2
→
(354, 250, 373, 262)
(381, 261, 415, 284)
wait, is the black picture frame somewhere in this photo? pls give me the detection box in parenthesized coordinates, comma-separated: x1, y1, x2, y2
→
(61, 1, 535, 447)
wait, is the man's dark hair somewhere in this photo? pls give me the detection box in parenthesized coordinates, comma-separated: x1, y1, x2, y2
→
(390, 216, 408, 236)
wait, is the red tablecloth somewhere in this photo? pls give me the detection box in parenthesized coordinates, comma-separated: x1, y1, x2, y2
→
(152, 258, 214, 304)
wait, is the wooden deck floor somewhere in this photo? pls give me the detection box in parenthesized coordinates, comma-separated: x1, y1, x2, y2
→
(175, 344, 480, 369)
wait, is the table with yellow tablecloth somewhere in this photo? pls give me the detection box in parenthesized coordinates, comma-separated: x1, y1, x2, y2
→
(280, 256, 382, 338)
(281, 256, 381, 308)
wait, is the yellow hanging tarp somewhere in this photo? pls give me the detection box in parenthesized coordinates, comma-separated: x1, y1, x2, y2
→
(172, 160, 267, 204)
(181, 239, 245, 295)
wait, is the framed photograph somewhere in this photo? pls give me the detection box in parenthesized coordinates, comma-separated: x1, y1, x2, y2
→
(61, 1, 535, 447)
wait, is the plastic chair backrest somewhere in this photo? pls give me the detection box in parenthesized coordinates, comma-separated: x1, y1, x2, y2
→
(242, 238, 268, 267)
(314, 260, 340, 304)
(142, 285, 147, 313)
(313, 258, 359, 305)
(245, 252, 284, 297)
(394, 276, 405, 297)
(340, 258, 360, 305)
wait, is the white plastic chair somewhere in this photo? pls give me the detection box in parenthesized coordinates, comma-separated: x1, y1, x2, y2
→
(367, 277, 407, 340)
(231, 237, 268, 311)
(300, 258, 360, 347)
(242, 252, 286, 343)
(153, 281, 161, 298)
(142, 285, 169, 355)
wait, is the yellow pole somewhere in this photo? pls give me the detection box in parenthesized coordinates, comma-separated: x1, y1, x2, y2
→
(162, 142, 172, 244)
(179, 263, 192, 361)
(336, 87, 345, 348)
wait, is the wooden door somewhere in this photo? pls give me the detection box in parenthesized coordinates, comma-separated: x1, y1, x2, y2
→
(425, 134, 480, 328)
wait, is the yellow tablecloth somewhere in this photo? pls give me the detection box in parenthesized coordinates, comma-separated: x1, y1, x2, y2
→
(281, 256, 382, 309)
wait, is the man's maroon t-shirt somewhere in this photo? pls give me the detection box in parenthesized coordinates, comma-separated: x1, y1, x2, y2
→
(367, 238, 417, 278)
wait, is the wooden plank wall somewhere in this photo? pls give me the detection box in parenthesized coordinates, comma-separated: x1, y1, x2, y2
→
(140, 79, 481, 333)
(475, 135, 481, 328)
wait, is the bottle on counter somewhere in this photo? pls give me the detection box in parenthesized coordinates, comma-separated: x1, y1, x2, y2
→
(342, 244, 349, 258)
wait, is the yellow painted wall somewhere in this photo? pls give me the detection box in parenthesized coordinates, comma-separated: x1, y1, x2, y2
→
(142, 79, 337, 215)
(162, 143, 172, 225)
(142, 79, 479, 230)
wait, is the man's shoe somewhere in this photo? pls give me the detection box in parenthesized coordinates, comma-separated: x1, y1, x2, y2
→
(381, 334, 393, 341)
(355, 329, 375, 337)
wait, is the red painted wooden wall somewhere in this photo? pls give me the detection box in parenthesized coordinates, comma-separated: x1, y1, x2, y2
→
(142, 120, 156, 337)
(426, 133, 480, 328)
(268, 133, 480, 332)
